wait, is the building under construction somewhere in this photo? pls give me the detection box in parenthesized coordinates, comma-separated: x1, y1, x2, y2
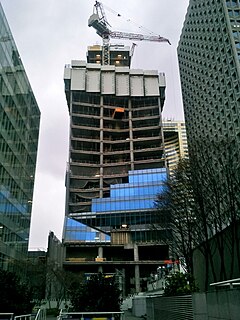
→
(62, 2, 171, 294)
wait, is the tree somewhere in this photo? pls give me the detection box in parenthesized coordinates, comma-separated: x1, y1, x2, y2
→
(0, 269, 34, 315)
(190, 139, 240, 286)
(12, 257, 47, 305)
(9, 256, 78, 312)
(155, 139, 240, 290)
(163, 272, 198, 296)
(155, 159, 197, 274)
(68, 273, 122, 313)
(45, 261, 80, 311)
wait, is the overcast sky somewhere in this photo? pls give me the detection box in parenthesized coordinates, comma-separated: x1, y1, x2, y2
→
(1, 0, 189, 250)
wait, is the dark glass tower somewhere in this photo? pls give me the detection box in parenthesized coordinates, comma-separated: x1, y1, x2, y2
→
(178, 0, 240, 152)
(0, 4, 40, 270)
(63, 47, 170, 294)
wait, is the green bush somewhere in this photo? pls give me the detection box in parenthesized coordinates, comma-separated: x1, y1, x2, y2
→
(69, 273, 121, 312)
(164, 272, 199, 296)
(46, 308, 59, 316)
(0, 269, 34, 315)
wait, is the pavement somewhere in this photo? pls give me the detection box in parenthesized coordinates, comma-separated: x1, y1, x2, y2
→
(123, 310, 143, 319)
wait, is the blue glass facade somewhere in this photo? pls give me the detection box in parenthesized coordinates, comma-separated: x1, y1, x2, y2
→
(65, 218, 110, 242)
(92, 168, 166, 212)
(64, 168, 167, 242)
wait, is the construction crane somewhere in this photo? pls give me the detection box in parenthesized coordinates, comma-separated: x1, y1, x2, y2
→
(88, 1, 171, 65)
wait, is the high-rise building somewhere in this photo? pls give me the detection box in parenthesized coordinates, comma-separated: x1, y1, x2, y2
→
(162, 120, 188, 173)
(63, 47, 170, 294)
(0, 4, 40, 270)
(177, 1, 240, 288)
(177, 0, 240, 155)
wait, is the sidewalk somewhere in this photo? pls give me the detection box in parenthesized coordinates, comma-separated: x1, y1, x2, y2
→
(124, 310, 143, 320)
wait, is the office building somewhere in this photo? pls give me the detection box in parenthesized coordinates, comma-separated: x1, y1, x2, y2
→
(0, 4, 40, 270)
(177, 0, 240, 155)
(177, 0, 240, 289)
(63, 47, 170, 294)
(162, 120, 188, 173)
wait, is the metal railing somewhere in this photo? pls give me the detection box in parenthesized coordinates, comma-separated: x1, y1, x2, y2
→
(34, 309, 46, 320)
(58, 311, 124, 320)
(210, 278, 240, 289)
(14, 314, 32, 320)
(0, 309, 46, 320)
(0, 313, 14, 320)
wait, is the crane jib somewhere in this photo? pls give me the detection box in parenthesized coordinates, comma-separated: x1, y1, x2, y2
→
(88, 1, 171, 65)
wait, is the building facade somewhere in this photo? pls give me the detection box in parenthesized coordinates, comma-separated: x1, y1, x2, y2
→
(162, 120, 188, 173)
(63, 48, 170, 294)
(177, 0, 240, 154)
(178, 1, 240, 278)
(0, 3, 40, 270)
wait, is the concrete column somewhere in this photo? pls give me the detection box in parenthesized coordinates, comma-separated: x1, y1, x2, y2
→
(128, 99, 134, 170)
(98, 246, 103, 258)
(135, 265, 140, 293)
(122, 268, 126, 298)
(98, 246, 103, 273)
(134, 244, 140, 293)
(100, 96, 104, 197)
(159, 96, 166, 169)
(134, 243, 139, 261)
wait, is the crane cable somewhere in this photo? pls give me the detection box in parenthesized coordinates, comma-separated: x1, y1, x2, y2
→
(102, 1, 159, 36)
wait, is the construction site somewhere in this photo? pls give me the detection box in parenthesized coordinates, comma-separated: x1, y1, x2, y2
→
(62, 1, 172, 295)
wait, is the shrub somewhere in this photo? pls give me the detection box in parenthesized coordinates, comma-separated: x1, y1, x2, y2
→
(164, 272, 199, 296)
(0, 269, 34, 315)
(69, 273, 121, 312)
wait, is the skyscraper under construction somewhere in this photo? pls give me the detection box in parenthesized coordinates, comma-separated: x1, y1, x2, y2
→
(62, 2, 171, 294)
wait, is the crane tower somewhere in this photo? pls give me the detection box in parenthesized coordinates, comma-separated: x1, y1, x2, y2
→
(88, 1, 171, 65)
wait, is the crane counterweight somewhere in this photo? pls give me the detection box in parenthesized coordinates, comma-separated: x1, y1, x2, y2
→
(88, 13, 110, 38)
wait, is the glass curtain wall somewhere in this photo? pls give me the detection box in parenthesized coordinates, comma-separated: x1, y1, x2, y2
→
(64, 168, 167, 243)
(0, 3, 40, 270)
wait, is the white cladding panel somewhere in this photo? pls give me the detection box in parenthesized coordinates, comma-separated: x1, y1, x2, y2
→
(86, 70, 101, 92)
(144, 70, 158, 76)
(64, 67, 71, 80)
(101, 71, 115, 94)
(116, 73, 129, 96)
(69, 65, 162, 96)
(71, 68, 86, 91)
(144, 77, 160, 96)
(130, 76, 144, 96)
(158, 73, 166, 87)
(71, 60, 86, 67)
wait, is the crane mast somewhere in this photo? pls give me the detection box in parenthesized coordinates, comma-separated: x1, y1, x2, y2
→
(88, 1, 171, 65)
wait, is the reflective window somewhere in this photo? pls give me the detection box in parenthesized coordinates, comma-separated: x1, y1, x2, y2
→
(92, 168, 167, 212)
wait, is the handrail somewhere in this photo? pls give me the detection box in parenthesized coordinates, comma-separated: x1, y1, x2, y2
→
(14, 314, 31, 320)
(58, 311, 124, 320)
(0, 313, 14, 320)
(34, 309, 46, 320)
(210, 278, 240, 289)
